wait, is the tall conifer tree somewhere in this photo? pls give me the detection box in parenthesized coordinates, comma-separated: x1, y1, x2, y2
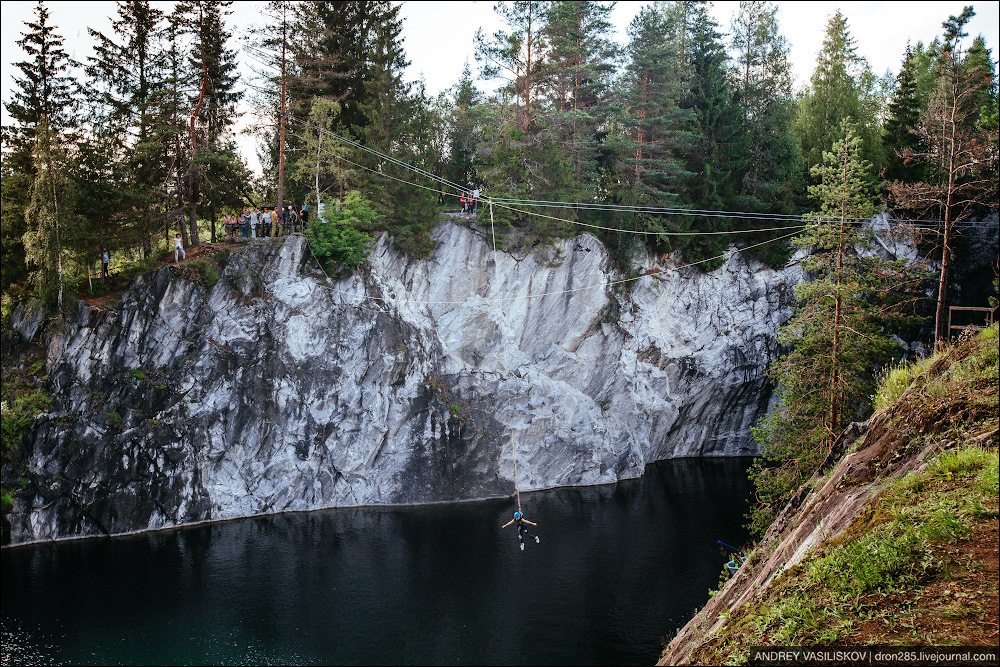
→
(3, 1, 78, 292)
(882, 44, 925, 185)
(728, 1, 800, 217)
(750, 122, 914, 534)
(795, 10, 885, 185)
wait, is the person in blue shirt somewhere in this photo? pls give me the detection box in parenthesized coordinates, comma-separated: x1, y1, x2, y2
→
(502, 511, 539, 551)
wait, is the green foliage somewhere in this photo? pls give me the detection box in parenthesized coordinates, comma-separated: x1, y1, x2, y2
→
(204, 265, 220, 289)
(131, 368, 148, 382)
(305, 191, 377, 271)
(1, 386, 51, 455)
(883, 45, 926, 185)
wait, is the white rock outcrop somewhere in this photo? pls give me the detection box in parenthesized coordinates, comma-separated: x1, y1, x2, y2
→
(5, 221, 804, 544)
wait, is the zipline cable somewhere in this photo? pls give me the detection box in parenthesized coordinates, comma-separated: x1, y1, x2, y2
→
(489, 198, 522, 512)
(281, 113, 977, 228)
(286, 114, 812, 237)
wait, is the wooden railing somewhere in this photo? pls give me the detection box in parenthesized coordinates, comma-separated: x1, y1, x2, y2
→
(948, 305, 998, 339)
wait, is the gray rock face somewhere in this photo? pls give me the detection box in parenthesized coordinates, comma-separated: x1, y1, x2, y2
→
(10, 299, 46, 342)
(4, 222, 804, 545)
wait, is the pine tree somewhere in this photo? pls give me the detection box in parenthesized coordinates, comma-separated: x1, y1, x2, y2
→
(541, 0, 618, 207)
(749, 122, 915, 535)
(475, 0, 565, 236)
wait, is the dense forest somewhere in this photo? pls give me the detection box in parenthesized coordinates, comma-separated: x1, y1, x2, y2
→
(1, 1, 997, 525)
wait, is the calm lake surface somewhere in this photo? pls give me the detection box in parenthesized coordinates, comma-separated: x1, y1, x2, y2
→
(2, 457, 754, 666)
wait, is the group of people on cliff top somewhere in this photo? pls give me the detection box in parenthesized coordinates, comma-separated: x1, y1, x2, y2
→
(224, 204, 310, 240)
(458, 188, 480, 216)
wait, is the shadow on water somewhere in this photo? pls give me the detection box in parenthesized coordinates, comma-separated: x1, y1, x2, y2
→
(1, 457, 754, 666)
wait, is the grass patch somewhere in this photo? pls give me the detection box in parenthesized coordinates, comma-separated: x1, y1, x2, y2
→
(873, 356, 934, 412)
(692, 446, 998, 663)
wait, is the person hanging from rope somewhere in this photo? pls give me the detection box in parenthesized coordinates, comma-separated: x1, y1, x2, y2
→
(502, 511, 540, 551)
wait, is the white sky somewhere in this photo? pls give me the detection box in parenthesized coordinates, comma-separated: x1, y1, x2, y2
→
(2, 0, 998, 176)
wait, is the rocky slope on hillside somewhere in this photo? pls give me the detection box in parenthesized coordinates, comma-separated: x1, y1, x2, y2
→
(4, 221, 807, 545)
(659, 326, 999, 664)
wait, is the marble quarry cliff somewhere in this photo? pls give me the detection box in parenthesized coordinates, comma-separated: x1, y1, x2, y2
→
(5, 220, 806, 545)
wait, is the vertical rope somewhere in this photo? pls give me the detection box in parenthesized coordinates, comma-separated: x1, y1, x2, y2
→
(490, 199, 522, 512)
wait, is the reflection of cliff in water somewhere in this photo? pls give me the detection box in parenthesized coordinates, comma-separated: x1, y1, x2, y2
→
(2, 457, 754, 666)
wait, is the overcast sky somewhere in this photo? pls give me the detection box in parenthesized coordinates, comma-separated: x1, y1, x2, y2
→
(2, 0, 998, 175)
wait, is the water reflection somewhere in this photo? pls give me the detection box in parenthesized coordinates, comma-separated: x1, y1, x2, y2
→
(2, 457, 753, 666)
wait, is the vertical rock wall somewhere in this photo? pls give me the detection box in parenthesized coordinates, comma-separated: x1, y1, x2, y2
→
(4, 222, 803, 544)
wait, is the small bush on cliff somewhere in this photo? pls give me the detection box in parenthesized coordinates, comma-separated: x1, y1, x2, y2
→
(1, 386, 50, 456)
(306, 192, 376, 272)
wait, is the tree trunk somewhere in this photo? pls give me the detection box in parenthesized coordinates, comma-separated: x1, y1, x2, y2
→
(210, 201, 217, 244)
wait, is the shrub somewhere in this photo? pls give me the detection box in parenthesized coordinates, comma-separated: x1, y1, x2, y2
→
(1, 388, 51, 454)
(306, 191, 377, 271)
(205, 265, 220, 289)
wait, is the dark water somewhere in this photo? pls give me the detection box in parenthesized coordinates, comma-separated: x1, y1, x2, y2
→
(2, 457, 754, 666)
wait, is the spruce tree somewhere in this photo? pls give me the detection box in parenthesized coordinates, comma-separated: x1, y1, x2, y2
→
(84, 0, 170, 256)
(882, 44, 924, 185)
(444, 61, 483, 189)
(22, 118, 79, 309)
(677, 2, 741, 265)
(617, 5, 695, 253)
(174, 0, 243, 244)
(728, 1, 800, 220)
(3, 0, 78, 293)
(795, 10, 885, 185)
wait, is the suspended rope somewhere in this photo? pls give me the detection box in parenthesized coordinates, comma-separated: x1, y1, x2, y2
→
(490, 198, 522, 512)
(281, 112, 975, 229)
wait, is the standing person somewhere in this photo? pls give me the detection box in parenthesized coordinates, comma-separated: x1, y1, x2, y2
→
(288, 205, 298, 233)
(472, 187, 480, 216)
(262, 208, 272, 238)
(502, 511, 540, 551)
(459, 192, 467, 214)
(101, 247, 110, 280)
(300, 202, 309, 231)
(250, 207, 259, 239)
(174, 233, 186, 263)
